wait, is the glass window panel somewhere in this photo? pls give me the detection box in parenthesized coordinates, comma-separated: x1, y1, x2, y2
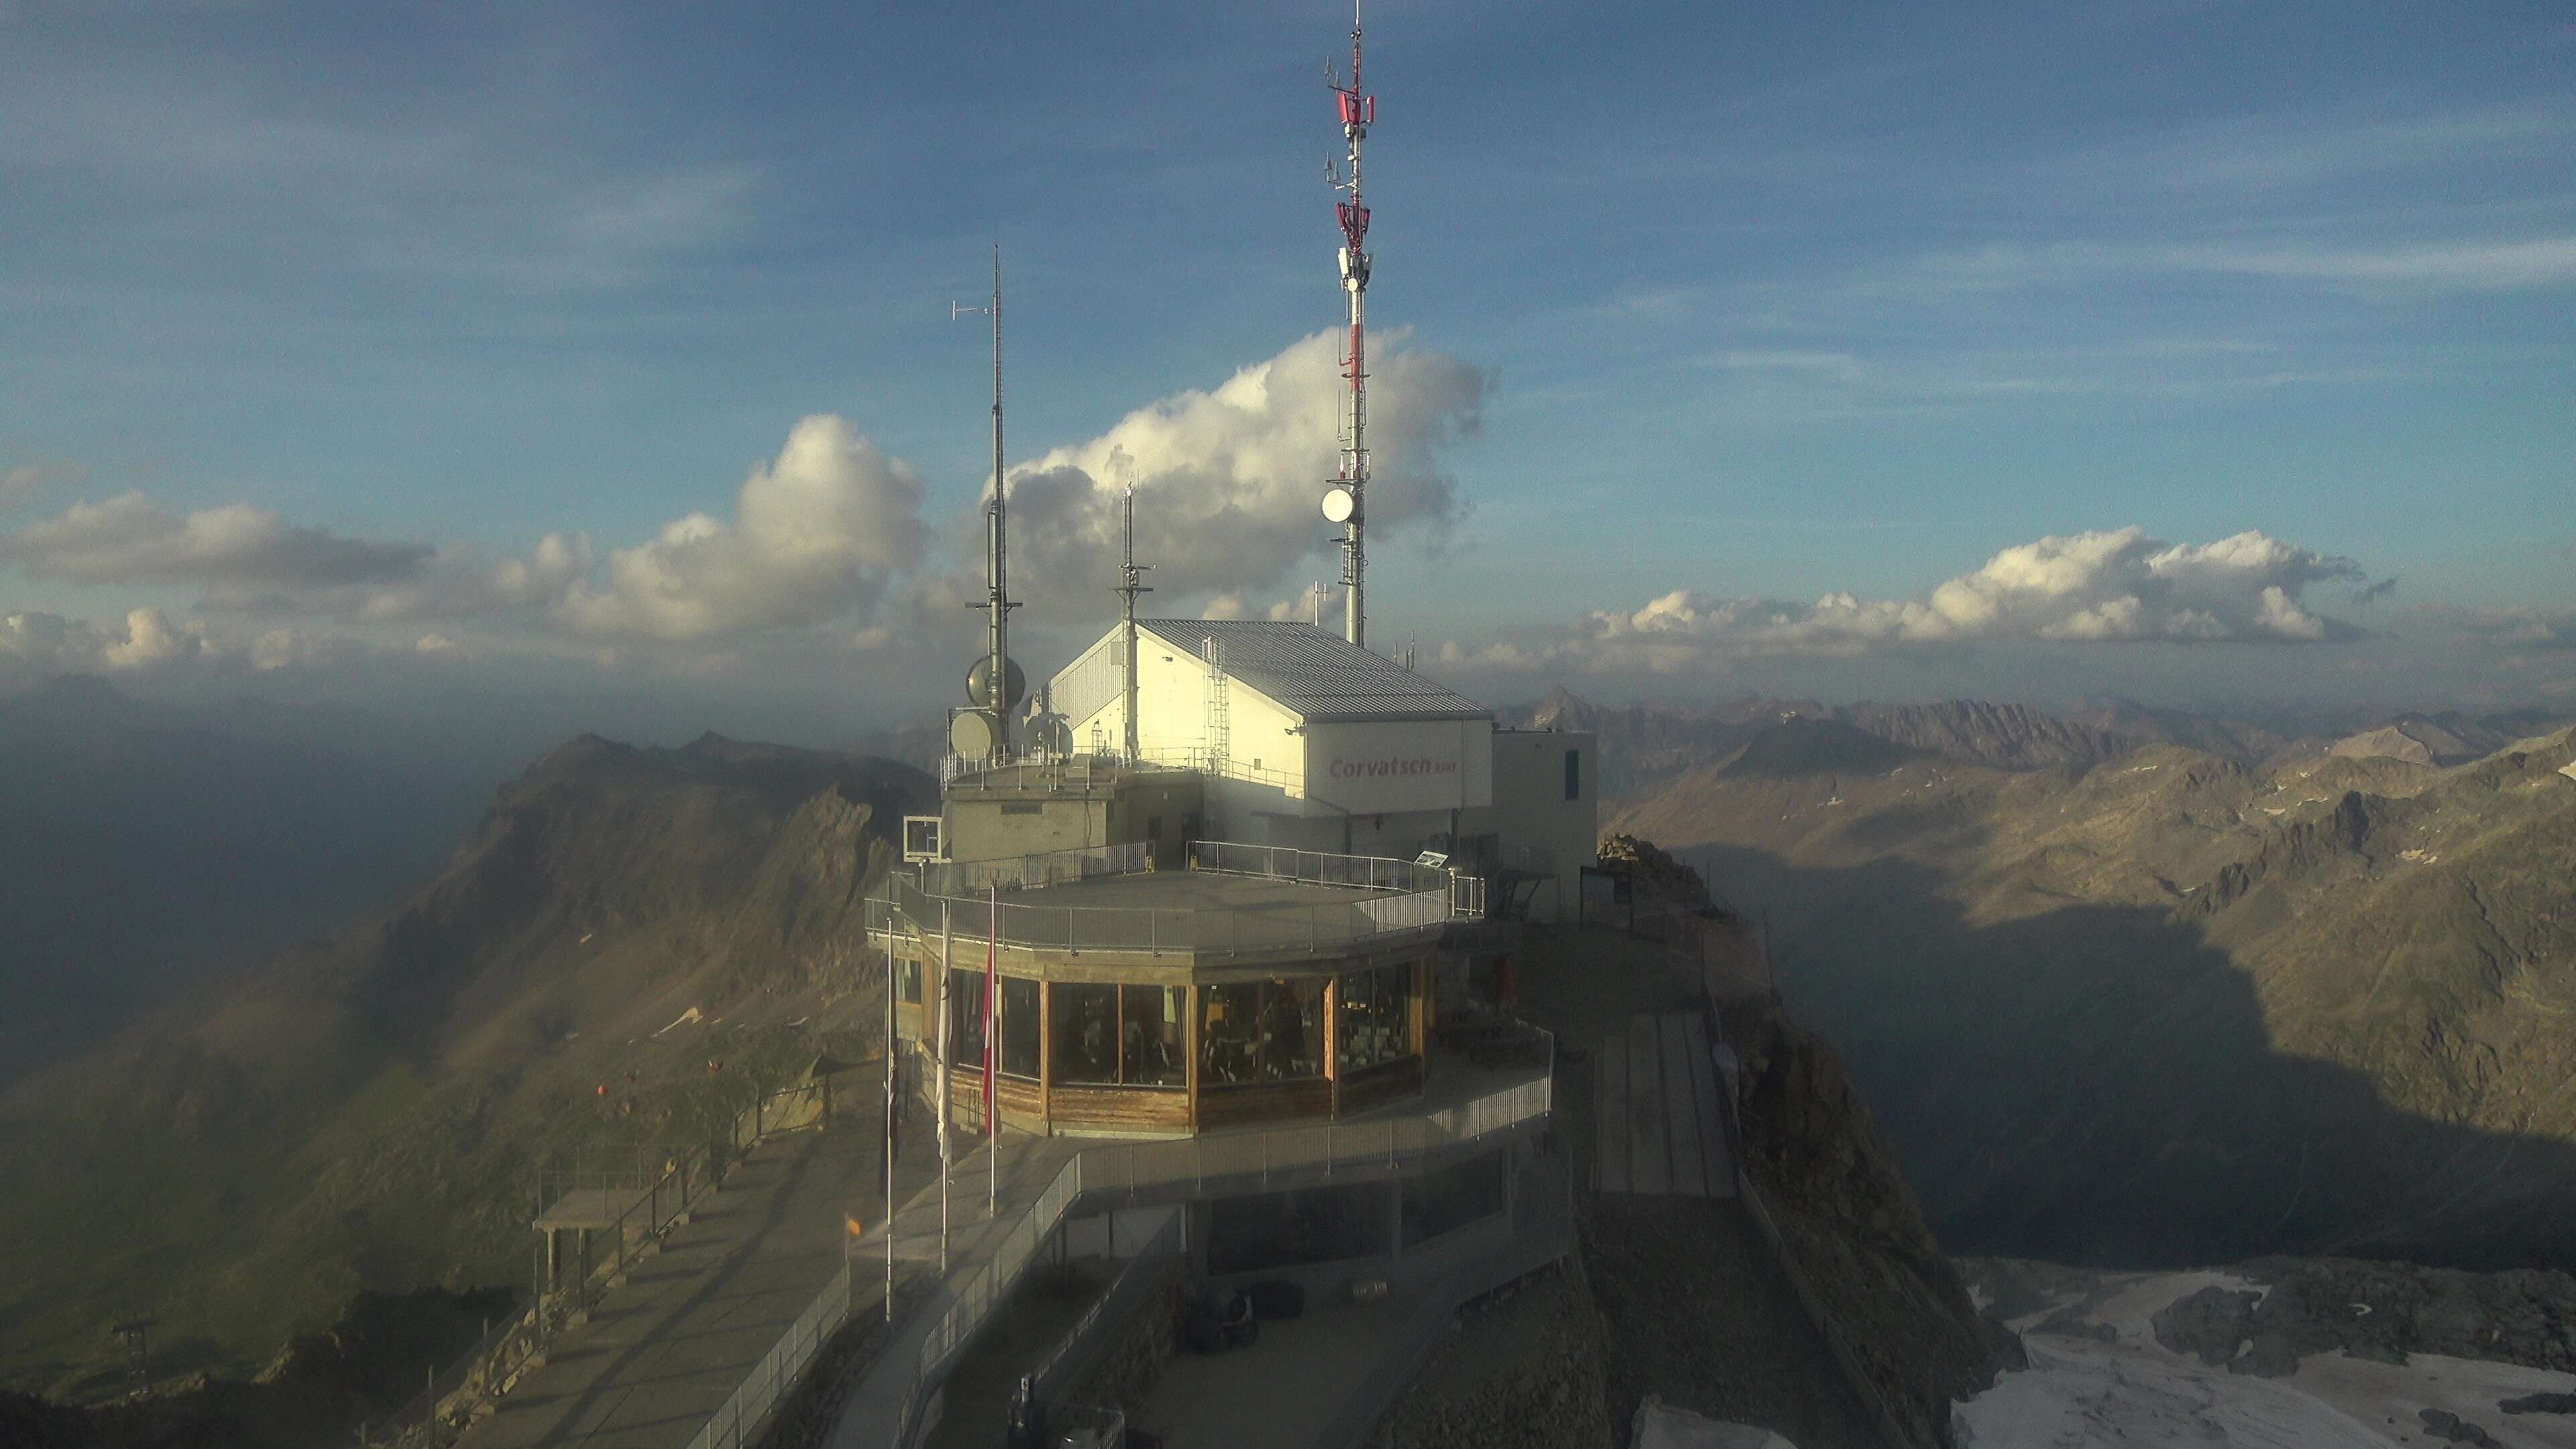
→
(1339, 963, 1415, 1071)
(1053, 981, 1119, 1085)
(1000, 976, 1040, 1079)
(947, 967, 989, 1065)
(1262, 979, 1325, 1081)
(1120, 985, 1185, 1087)
(1201, 983, 1260, 1085)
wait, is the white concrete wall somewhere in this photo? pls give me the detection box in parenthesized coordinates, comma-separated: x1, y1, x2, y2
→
(1462, 730, 1597, 922)
(1301, 717, 1492, 815)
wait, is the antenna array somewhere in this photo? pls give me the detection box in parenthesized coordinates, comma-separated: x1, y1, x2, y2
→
(1322, 0, 1376, 650)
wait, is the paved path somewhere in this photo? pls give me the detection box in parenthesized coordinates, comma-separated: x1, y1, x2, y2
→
(1595, 1012, 1736, 1197)
(827, 1129, 1083, 1449)
(460, 1100, 882, 1449)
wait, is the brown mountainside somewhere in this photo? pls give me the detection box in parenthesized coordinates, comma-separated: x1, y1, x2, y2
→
(0, 735, 931, 1402)
(1610, 720, 2576, 1271)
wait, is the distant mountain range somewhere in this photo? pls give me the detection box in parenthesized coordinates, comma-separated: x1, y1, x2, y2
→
(0, 733, 928, 1401)
(1601, 697, 2576, 1271)
(1512, 685, 2574, 797)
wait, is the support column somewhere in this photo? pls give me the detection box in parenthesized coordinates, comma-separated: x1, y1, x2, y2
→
(1323, 975, 1342, 1120)
(1184, 983, 1201, 1132)
(1038, 978, 1053, 1134)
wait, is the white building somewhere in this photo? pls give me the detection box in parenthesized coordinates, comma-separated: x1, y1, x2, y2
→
(1044, 619, 1595, 920)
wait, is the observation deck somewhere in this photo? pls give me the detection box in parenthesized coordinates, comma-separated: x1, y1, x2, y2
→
(867, 842, 1503, 1138)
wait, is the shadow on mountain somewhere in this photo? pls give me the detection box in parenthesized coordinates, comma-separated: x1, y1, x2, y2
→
(1697, 845, 2576, 1273)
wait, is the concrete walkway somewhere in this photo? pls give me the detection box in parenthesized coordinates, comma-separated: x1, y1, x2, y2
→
(460, 1102, 882, 1449)
(826, 1129, 1083, 1449)
(1594, 1012, 1737, 1198)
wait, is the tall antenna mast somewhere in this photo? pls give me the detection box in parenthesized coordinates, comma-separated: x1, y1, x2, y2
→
(1112, 474, 1152, 762)
(1322, 0, 1375, 649)
(955, 246, 1018, 757)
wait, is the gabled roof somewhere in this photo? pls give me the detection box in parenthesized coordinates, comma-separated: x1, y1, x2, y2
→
(1134, 619, 1491, 725)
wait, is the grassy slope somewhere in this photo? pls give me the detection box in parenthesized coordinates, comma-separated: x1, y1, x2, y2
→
(0, 735, 932, 1401)
(1609, 725, 2576, 1269)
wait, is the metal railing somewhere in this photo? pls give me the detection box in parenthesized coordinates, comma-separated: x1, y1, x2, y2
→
(870, 871, 1464, 960)
(873, 1046, 1552, 1449)
(362, 1077, 829, 1448)
(683, 1256, 854, 1449)
(922, 839, 1149, 897)
(1187, 841, 1450, 896)
(1027, 1210, 1187, 1413)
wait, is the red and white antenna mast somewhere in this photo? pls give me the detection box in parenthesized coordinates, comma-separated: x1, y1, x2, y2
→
(1321, 0, 1375, 649)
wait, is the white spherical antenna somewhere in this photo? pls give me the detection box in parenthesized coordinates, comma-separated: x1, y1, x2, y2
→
(1321, 486, 1355, 523)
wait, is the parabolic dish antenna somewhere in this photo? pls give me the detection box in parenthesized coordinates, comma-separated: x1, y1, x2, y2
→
(1321, 486, 1355, 523)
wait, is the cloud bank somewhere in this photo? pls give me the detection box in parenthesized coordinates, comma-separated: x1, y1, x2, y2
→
(1451, 527, 2374, 674)
(1, 492, 430, 588)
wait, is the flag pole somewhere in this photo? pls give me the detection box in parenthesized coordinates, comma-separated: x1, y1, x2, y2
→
(884, 882, 898, 1321)
(938, 900, 953, 1275)
(987, 884, 1000, 1214)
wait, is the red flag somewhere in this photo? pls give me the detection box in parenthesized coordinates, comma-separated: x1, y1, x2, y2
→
(985, 886, 999, 1138)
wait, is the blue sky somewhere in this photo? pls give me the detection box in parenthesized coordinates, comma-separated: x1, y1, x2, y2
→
(3, 0, 2571, 734)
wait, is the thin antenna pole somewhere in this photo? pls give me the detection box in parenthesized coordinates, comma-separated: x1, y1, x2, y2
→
(1327, 0, 1375, 649)
(956, 248, 1018, 756)
(1112, 474, 1152, 762)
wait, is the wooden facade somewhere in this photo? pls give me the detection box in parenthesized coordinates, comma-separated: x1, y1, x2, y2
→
(904, 948, 1437, 1138)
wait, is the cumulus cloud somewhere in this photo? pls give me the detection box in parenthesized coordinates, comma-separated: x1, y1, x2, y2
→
(1450, 527, 2372, 674)
(362, 532, 595, 622)
(995, 329, 1485, 617)
(1, 607, 214, 678)
(1, 492, 430, 588)
(555, 415, 924, 641)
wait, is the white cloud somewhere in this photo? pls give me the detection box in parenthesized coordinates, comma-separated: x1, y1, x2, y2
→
(554, 415, 924, 641)
(362, 532, 595, 622)
(1, 607, 209, 677)
(1451, 527, 2373, 674)
(1, 492, 430, 588)
(102, 608, 205, 669)
(998, 329, 1485, 616)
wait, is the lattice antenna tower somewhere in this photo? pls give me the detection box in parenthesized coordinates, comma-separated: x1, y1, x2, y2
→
(1320, 0, 1376, 649)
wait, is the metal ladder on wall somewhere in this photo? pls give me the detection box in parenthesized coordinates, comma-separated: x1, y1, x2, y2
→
(1201, 637, 1228, 775)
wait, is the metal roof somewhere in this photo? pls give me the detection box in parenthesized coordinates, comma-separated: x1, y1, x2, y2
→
(1134, 619, 1492, 724)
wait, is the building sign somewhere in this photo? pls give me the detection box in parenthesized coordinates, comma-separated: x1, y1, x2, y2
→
(1326, 755, 1460, 782)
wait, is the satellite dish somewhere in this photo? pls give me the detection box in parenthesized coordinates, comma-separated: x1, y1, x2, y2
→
(949, 708, 1001, 759)
(965, 655, 1027, 714)
(1321, 486, 1355, 523)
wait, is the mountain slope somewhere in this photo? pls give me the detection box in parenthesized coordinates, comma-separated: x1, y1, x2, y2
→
(1610, 722, 2576, 1271)
(0, 735, 932, 1401)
